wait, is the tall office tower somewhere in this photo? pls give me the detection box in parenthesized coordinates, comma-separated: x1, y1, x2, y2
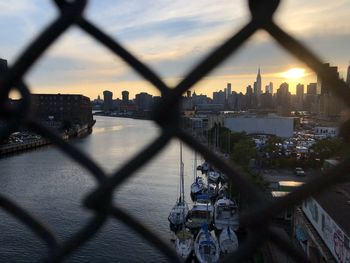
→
(268, 82, 273, 94)
(346, 63, 350, 87)
(186, 90, 191, 98)
(226, 83, 232, 100)
(253, 81, 257, 95)
(296, 83, 304, 110)
(276, 82, 291, 115)
(256, 68, 262, 97)
(122, 90, 129, 104)
(246, 85, 253, 96)
(316, 63, 339, 95)
(103, 90, 113, 112)
(307, 83, 317, 95)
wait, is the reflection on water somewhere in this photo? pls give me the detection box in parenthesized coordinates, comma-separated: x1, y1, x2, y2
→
(0, 116, 197, 262)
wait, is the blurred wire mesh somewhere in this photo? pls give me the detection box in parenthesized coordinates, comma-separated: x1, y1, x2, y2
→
(0, 0, 349, 262)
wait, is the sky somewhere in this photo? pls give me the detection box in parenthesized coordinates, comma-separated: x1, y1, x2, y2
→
(1, 0, 350, 100)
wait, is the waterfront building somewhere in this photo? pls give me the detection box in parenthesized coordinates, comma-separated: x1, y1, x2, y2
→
(103, 90, 113, 112)
(30, 94, 94, 128)
(122, 90, 129, 104)
(135, 92, 153, 110)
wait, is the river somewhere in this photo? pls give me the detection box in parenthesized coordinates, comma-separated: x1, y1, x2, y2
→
(0, 116, 197, 262)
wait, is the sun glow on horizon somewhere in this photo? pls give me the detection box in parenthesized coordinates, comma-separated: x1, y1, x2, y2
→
(282, 68, 306, 79)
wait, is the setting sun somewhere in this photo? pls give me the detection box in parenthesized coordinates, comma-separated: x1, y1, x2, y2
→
(283, 68, 305, 79)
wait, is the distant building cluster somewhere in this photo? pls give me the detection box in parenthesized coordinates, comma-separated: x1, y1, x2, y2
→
(181, 64, 350, 118)
(92, 89, 161, 118)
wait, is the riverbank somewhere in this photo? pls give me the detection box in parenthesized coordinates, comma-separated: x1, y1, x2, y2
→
(93, 111, 152, 120)
(0, 121, 95, 157)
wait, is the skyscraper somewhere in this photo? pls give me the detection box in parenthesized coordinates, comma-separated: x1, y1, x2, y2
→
(268, 82, 273, 94)
(122, 90, 129, 104)
(316, 63, 339, 95)
(103, 90, 113, 112)
(246, 85, 253, 96)
(256, 68, 262, 97)
(226, 83, 232, 100)
(307, 83, 317, 95)
(296, 83, 304, 110)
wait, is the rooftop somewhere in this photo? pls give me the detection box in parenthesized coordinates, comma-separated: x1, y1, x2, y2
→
(315, 182, 350, 237)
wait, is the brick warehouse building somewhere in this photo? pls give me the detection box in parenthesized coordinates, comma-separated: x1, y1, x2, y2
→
(30, 94, 94, 129)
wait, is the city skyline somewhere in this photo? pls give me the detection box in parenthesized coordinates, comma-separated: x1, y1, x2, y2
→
(1, 1, 350, 99)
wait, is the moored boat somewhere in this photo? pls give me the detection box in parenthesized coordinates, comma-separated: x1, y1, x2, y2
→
(213, 197, 239, 231)
(219, 226, 238, 254)
(175, 228, 194, 260)
(187, 202, 214, 229)
(194, 224, 220, 263)
(168, 143, 188, 232)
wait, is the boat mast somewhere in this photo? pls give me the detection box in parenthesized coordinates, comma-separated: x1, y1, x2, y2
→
(180, 142, 185, 204)
(193, 151, 197, 182)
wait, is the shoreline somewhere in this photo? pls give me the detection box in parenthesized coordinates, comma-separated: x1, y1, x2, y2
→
(0, 121, 95, 157)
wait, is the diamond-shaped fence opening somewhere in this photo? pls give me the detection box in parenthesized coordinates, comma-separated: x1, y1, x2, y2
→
(0, 0, 350, 262)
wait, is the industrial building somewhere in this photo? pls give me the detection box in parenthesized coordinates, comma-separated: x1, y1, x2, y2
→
(223, 114, 294, 138)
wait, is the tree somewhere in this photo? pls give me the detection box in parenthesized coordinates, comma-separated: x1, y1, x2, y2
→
(310, 138, 343, 161)
(231, 138, 256, 167)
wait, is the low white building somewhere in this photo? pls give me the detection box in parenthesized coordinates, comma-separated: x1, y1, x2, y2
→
(314, 126, 338, 138)
(224, 114, 294, 138)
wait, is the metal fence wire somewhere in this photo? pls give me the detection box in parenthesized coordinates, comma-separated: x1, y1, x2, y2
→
(0, 0, 350, 262)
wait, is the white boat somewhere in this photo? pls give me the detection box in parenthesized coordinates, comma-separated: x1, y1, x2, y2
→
(219, 227, 238, 254)
(168, 143, 188, 232)
(214, 197, 239, 231)
(194, 224, 220, 263)
(175, 228, 194, 260)
(168, 199, 189, 231)
(191, 177, 205, 195)
(191, 153, 207, 201)
(201, 162, 209, 174)
(208, 171, 220, 182)
(187, 203, 213, 229)
(207, 183, 218, 200)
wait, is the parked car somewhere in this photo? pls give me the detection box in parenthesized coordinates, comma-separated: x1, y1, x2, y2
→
(295, 167, 305, 176)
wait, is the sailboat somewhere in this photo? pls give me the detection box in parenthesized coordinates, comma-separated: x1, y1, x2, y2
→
(168, 143, 189, 232)
(213, 197, 239, 231)
(169, 143, 193, 259)
(175, 227, 193, 260)
(191, 152, 207, 202)
(194, 223, 220, 263)
(219, 226, 238, 254)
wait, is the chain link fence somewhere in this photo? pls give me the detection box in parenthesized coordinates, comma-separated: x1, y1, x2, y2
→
(0, 0, 349, 262)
